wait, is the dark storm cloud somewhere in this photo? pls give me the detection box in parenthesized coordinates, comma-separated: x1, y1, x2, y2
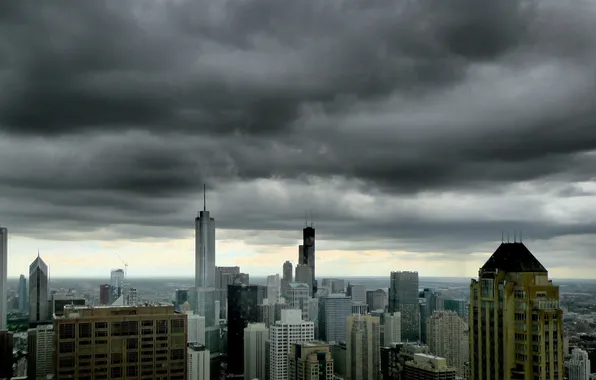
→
(1, 0, 596, 258)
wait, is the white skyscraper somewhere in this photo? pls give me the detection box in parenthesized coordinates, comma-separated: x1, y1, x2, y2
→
(188, 343, 210, 380)
(110, 269, 124, 301)
(187, 314, 206, 345)
(244, 323, 269, 380)
(269, 309, 315, 380)
(427, 310, 468, 376)
(286, 282, 310, 320)
(567, 347, 591, 380)
(29, 254, 49, 324)
(267, 274, 281, 304)
(0, 227, 7, 331)
(195, 187, 216, 289)
(384, 312, 401, 345)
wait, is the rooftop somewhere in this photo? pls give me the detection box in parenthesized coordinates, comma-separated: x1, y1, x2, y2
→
(481, 242, 547, 273)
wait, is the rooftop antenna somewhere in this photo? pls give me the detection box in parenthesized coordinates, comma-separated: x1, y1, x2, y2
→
(203, 184, 206, 212)
(507, 231, 510, 243)
(37, 249, 40, 258)
(305, 210, 308, 228)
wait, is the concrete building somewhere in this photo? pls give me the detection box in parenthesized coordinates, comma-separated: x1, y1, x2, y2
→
(427, 311, 467, 376)
(258, 301, 292, 328)
(27, 324, 54, 380)
(29, 254, 50, 325)
(346, 315, 381, 380)
(295, 265, 313, 298)
(269, 309, 315, 380)
(347, 283, 366, 304)
(188, 314, 206, 345)
(244, 323, 268, 380)
(281, 261, 293, 298)
(403, 353, 456, 380)
(366, 289, 387, 312)
(321, 279, 345, 294)
(188, 343, 210, 380)
(53, 304, 186, 379)
(352, 303, 368, 315)
(267, 274, 281, 304)
(384, 312, 402, 346)
(286, 283, 310, 321)
(469, 242, 565, 380)
(318, 294, 352, 344)
(0, 227, 6, 330)
(288, 341, 334, 380)
(389, 271, 420, 342)
(567, 347, 590, 380)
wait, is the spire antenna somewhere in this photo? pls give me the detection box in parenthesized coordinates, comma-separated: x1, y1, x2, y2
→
(304, 210, 308, 228)
(203, 184, 206, 212)
(507, 232, 510, 243)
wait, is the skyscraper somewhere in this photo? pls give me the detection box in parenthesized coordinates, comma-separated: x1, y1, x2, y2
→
(267, 274, 281, 304)
(188, 343, 210, 380)
(427, 310, 467, 376)
(281, 261, 293, 298)
(29, 254, 49, 325)
(269, 309, 315, 380)
(567, 347, 590, 380)
(110, 269, 124, 302)
(347, 283, 367, 304)
(0, 227, 7, 330)
(384, 312, 402, 346)
(288, 341, 335, 380)
(300, 225, 317, 296)
(99, 284, 110, 305)
(319, 294, 352, 344)
(244, 323, 269, 380)
(18, 274, 28, 314)
(469, 242, 564, 380)
(346, 314, 381, 380)
(389, 271, 420, 342)
(195, 187, 216, 289)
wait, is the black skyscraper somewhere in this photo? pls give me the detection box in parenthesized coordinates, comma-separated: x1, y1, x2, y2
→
(227, 284, 265, 375)
(302, 226, 317, 295)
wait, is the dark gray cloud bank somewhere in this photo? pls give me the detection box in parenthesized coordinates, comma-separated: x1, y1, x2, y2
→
(1, 0, 596, 267)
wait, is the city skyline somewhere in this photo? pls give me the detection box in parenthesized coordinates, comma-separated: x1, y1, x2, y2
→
(2, 1, 596, 279)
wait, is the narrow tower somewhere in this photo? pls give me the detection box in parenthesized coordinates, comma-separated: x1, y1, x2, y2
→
(0, 227, 7, 330)
(195, 184, 216, 289)
(29, 253, 49, 326)
(302, 222, 317, 296)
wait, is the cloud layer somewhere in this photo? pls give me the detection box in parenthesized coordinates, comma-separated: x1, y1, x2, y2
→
(1, 0, 596, 270)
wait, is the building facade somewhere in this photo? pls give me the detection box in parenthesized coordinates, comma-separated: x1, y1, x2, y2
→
(427, 310, 468, 376)
(244, 323, 268, 380)
(389, 271, 420, 342)
(384, 312, 402, 346)
(318, 294, 352, 344)
(403, 353, 456, 380)
(269, 309, 315, 380)
(188, 343, 210, 380)
(346, 315, 381, 380)
(0, 227, 6, 330)
(567, 347, 590, 380)
(288, 341, 334, 380)
(29, 255, 49, 325)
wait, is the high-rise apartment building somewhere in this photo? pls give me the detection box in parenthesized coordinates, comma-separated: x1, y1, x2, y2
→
(286, 282, 310, 320)
(188, 314, 206, 345)
(188, 343, 210, 380)
(288, 341, 334, 380)
(367, 289, 387, 312)
(346, 314, 381, 380)
(403, 353, 456, 380)
(227, 284, 265, 375)
(244, 323, 268, 380)
(29, 254, 49, 325)
(269, 309, 315, 380)
(54, 304, 186, 379)
(110, 269, 125, 302)
(27, 324, 55, 380)
(0, 227, 7, 330)
(389, 271, 420, 342)
(281, 261, 293, 298)
(566, 347, 590, 380)
(258, 302, 292, 328)
(318, 294, 352, 344)
(384, 312, 402, 345)
(267, 274, 281, 304)
(469, 242, 564, 380)
(427, 311, 467, 376)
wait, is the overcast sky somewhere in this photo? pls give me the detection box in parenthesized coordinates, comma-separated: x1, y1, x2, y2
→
(1, 0, 596, 279)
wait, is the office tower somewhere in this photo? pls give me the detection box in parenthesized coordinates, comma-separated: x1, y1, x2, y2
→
(443, 298, 467, 319)
(0, 331, 13, 378)
(385, 312, 402, 345)
(269, 309, 315, 380)
(281, 261, 293, 298)
(99, 284, 110, 305)
(227, 284, 265, 375)
(286, 282, 310, 320)
(29, 254, 49, 325)
(381, 343, 403, 380)
(54, 304, 187, 379)
(331, 343, 347, 379)
(420, 288, 443, 344)
(295, 264, 313, 295)
(195, 188, 216, 289)
(27, 324, 54, 380)
(188, 343, 210, 380)
(188, 314, 206, 345)
(300, 225, 317, 296)
(18, 274, 28, 314)
(175, 289, 189, 311)
(566, 347, 590, 380)
(347, 283, 366, 304)
(244, 323, 268, 380)
(258, 302, 292, 328)
(322, 278, 345, 293)
(288, 341, 334, 380)
(110, 268, 125, 301)
(346, 314, 381, 380)
(51, 294, 85, 316)
(318, 294, 352, 344)
(389, 271, 420, 342)
(427, 311, 467, 376)
(0, 227, 6, 330)
(367, 289, 387, 312)
(469, 242, 564, 380)
(127, 287, 138, 305)
(352, 303, 368, 315)
(267, 274, 281, 304)
(403, 353, 456, 380)
(215, 266, 240, 318)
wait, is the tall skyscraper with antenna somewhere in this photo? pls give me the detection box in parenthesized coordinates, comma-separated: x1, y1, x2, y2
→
(0, 227, 7, 331)
(195, 184, 216, 289)
(299, 212, 317, 297)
